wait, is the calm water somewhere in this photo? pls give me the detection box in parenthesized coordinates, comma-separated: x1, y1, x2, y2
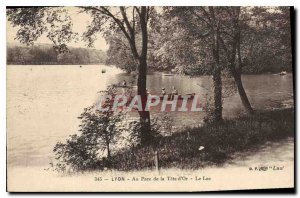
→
(7, 65, 294, 167)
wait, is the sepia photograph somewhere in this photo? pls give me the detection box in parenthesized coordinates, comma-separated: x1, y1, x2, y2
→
(6, 5, 294, 192)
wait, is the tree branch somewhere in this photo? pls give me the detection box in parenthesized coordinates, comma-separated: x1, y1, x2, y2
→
(189, 8, 211, 28)
(134, 6, 141, 18)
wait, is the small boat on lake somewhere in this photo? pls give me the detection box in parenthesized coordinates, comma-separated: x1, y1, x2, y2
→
(162, 72, 175, 76)
(280, 71, 287, 75)
(115, 82, 137, 89)
(153, 93, 196, 101)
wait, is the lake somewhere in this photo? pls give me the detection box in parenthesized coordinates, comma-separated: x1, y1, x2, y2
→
(7, 65, 294, 168)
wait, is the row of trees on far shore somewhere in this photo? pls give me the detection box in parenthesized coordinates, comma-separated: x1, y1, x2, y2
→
(7, 43, 107, 65)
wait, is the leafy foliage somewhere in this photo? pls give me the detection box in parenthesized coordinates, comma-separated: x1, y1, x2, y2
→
(50, 84, 163, 172)
(51, 85, 126, 172)
(52, 105, 126, 172)
(7, 7, 78, 53)
(7, 43, 107, 65)
(105, 31, 137, 73)
(240, 7, 292, 73)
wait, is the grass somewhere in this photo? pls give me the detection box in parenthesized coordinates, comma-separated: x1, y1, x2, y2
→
(111, 108, 294, 171)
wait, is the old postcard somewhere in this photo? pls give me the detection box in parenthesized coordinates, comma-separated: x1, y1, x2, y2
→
(6, 6, 294, 192)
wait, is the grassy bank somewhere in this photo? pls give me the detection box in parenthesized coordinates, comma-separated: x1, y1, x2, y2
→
(111, 108, 294, 171)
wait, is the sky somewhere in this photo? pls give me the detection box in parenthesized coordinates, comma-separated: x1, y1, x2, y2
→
(6, 7, 109, 51)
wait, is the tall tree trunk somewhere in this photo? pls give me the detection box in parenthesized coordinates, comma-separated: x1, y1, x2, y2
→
(213, 68, 223, 122)
(234, 32, 254, 114)
(222, 7, 253, 115)
(137, 59, 152, 145)
(232, 71, 253, 113)
(233, 11, 254, 114)
(212, 32, 223, 122)
(208, 7, 223, 122)
(117, 7, 152, 145)
(106, 142, 111, 168)
(138, 7, 152, 145)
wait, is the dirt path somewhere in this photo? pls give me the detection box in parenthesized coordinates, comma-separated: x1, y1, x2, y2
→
(226, 137, 294, 168)
(8, 137, 294, 192)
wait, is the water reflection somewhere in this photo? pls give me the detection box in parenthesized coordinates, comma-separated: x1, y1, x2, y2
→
(110, 71, 294, 120)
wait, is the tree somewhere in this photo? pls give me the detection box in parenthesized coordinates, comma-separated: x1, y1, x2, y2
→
(218, 7, 254, 114)
(52, 85, 126, 171)
(6, 44, 107, 64)
(158, 7, 255, 119)
(80, 6, 153, 145)
(218, 7, 292, 113)
(163, 7, 225, 122)
(78, 90, 125, 166)
(7, 6, 154, 145)
(240, 7, 292, 74)
(105, 31, 137, 73)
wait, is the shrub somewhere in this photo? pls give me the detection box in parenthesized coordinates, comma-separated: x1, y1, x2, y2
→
(51, 85, 127, 172)
(51, 105, 126, 172)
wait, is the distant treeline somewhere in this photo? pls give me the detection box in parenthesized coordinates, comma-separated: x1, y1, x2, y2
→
(7, 43, 107, 65)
